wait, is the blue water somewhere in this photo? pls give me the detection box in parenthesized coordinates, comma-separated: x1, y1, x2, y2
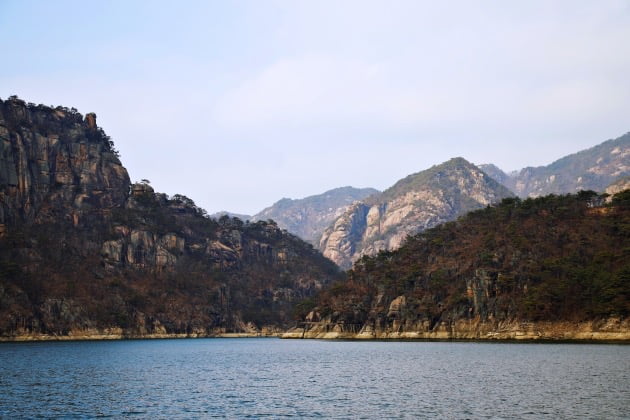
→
(0, 339, 628, 418)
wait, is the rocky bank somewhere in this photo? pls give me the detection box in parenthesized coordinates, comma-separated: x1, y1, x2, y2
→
(282, 318, 630, 341)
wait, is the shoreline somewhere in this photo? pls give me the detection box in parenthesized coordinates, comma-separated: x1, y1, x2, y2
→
(2, 333, 629, 344)
(0, 332, 282, 343)
(1, 335, 628, 344)
(282, 317, 630, 342)
(2, 318, 629, 343)
(280, 332, 630, 342)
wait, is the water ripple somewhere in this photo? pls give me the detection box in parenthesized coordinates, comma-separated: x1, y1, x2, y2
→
(0, 339, 628, 418)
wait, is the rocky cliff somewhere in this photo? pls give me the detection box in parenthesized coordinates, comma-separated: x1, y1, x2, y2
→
(0, 97, 340, 339)
(479, 132, 630, 198)
(252, 186, 379, 244)
(288, 191, 630, 340)
(0, 97, 129, 230)
(319, 158, 513, 269)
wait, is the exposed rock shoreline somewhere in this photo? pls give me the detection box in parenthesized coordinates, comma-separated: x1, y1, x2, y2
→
(281, 318, 630, 341)
(2, 318, 629, 342)
(0, 329, 283, 342)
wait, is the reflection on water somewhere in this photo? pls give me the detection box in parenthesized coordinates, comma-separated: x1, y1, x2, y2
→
(0, 339, 628, 418)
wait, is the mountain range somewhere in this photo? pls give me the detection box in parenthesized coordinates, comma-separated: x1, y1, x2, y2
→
(479, 133, 630, 197)
(1, 96, 628, 340)
(215, 133, 629, 270)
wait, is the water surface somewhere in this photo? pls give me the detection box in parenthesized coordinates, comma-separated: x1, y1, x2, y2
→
(1, 339, 628, 418)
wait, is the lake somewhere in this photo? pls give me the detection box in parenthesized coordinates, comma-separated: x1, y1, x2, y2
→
(0, 338, 628, 418)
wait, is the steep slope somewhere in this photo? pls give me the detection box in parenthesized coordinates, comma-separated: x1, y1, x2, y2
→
(252, 186, 379, 243)
(0, 97, 340, 339)
(319, 158, 513, 269)
(0, 97, 130, 230)
(605, 176, 630, 197)
(289, 191, 630, 340)
(479, 132, 630, 197)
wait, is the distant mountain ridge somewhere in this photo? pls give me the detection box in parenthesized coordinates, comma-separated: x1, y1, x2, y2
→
(319, 157, 514, 269)
(252, 186, 379, 243)
(479, 132, 630, 198)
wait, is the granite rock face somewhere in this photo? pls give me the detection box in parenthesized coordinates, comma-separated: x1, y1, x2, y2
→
(319, 158, 513, 269)
(0, 97, 130, 229)
(479, 132, 630, 198)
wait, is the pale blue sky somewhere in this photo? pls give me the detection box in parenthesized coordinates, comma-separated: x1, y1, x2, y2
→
(2, 1, 629, 214)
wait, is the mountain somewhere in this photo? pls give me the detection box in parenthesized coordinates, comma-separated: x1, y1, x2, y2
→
(318, 158, 514, 269)
(251, 186, 379, 243)
(479, 132, 630, 197)
(287, 191, 630, 340)
(209, 210, 252, 221)
(476, 163, 512, 186)
(0, 97, 340, 339)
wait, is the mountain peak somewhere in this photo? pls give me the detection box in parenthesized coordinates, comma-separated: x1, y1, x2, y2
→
(320, 159, 514, 269)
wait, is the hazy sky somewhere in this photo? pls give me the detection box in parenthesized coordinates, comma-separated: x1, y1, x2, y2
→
(2, 1, 629, 214)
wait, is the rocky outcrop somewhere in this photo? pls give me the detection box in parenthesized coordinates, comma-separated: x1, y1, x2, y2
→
(101, 230, 185, 271)
(252, 186, 379, 244)
(319, 158, 513, 269)
(0, 97, 130, 230)
(479, 132, 630, 198)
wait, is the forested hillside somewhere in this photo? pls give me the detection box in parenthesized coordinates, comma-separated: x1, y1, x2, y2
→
(291, 191, 630, 339)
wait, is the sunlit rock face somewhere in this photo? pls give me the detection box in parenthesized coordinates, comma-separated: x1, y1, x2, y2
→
(319, 157, 513, 269)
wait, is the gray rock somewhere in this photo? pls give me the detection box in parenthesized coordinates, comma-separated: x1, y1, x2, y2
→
(319, 158, 514, 269)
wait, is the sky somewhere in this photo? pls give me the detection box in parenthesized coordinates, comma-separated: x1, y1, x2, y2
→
(1, 1, 629, 215)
